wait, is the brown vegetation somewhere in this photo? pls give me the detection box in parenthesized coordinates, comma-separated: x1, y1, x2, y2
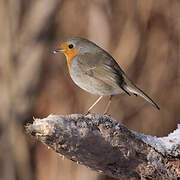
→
(0, 0, 180, 180)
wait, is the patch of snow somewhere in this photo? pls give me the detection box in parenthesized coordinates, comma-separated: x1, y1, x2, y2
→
(131, 124, 180, 157)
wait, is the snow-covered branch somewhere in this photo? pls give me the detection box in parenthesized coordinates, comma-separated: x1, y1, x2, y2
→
(26, 114, 180, 179)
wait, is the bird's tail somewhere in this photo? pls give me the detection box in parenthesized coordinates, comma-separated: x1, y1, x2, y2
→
(122, 74, 160, 110)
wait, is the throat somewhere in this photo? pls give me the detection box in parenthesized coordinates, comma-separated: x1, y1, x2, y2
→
(65, 51, 81, 73)
(65, 54, 73, 73)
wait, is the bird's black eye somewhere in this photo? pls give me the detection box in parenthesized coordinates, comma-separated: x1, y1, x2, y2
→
(68, 44, 74, 49)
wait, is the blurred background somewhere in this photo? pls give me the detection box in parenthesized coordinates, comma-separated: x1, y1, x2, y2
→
(0, 0, 180, 179)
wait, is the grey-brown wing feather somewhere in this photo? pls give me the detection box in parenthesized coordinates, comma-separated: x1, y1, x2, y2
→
(77, 52, 128, 93)
(77, 52, 160, 109)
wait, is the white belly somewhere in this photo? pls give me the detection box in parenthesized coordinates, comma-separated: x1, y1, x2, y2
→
(70, 58, 121, 96)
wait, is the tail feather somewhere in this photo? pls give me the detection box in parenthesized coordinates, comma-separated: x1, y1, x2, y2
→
(122, 74, 160, 110)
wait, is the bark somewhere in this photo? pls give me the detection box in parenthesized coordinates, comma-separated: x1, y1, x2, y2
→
(26, 114, 180, 180)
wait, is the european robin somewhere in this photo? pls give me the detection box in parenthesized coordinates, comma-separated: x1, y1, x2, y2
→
(53, 37, 159, 114)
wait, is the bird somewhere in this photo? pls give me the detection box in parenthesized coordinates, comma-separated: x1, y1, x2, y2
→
(53, 37, 160, 114)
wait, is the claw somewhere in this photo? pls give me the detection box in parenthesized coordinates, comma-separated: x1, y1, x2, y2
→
(85, 111, 91, 116)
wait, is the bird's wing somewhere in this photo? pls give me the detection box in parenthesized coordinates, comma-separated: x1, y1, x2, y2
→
(77, 53, 160, 109)
(77, 52, 130, 94)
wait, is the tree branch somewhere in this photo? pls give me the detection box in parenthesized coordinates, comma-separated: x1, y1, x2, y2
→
(26, 114, 180, 179)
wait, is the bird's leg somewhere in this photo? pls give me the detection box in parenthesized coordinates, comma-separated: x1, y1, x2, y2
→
(85, 96, 103, 115)
(103, 95, 113, 115)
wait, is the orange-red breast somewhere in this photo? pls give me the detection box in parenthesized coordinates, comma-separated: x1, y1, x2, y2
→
(53, 37, 159, 113)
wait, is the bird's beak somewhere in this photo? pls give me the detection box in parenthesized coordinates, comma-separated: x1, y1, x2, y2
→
(53, 48, 64, 54)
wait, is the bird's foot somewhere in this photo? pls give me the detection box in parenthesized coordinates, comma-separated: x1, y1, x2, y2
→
(84, 111, 91, 116)
(103, 112, 112, 117)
